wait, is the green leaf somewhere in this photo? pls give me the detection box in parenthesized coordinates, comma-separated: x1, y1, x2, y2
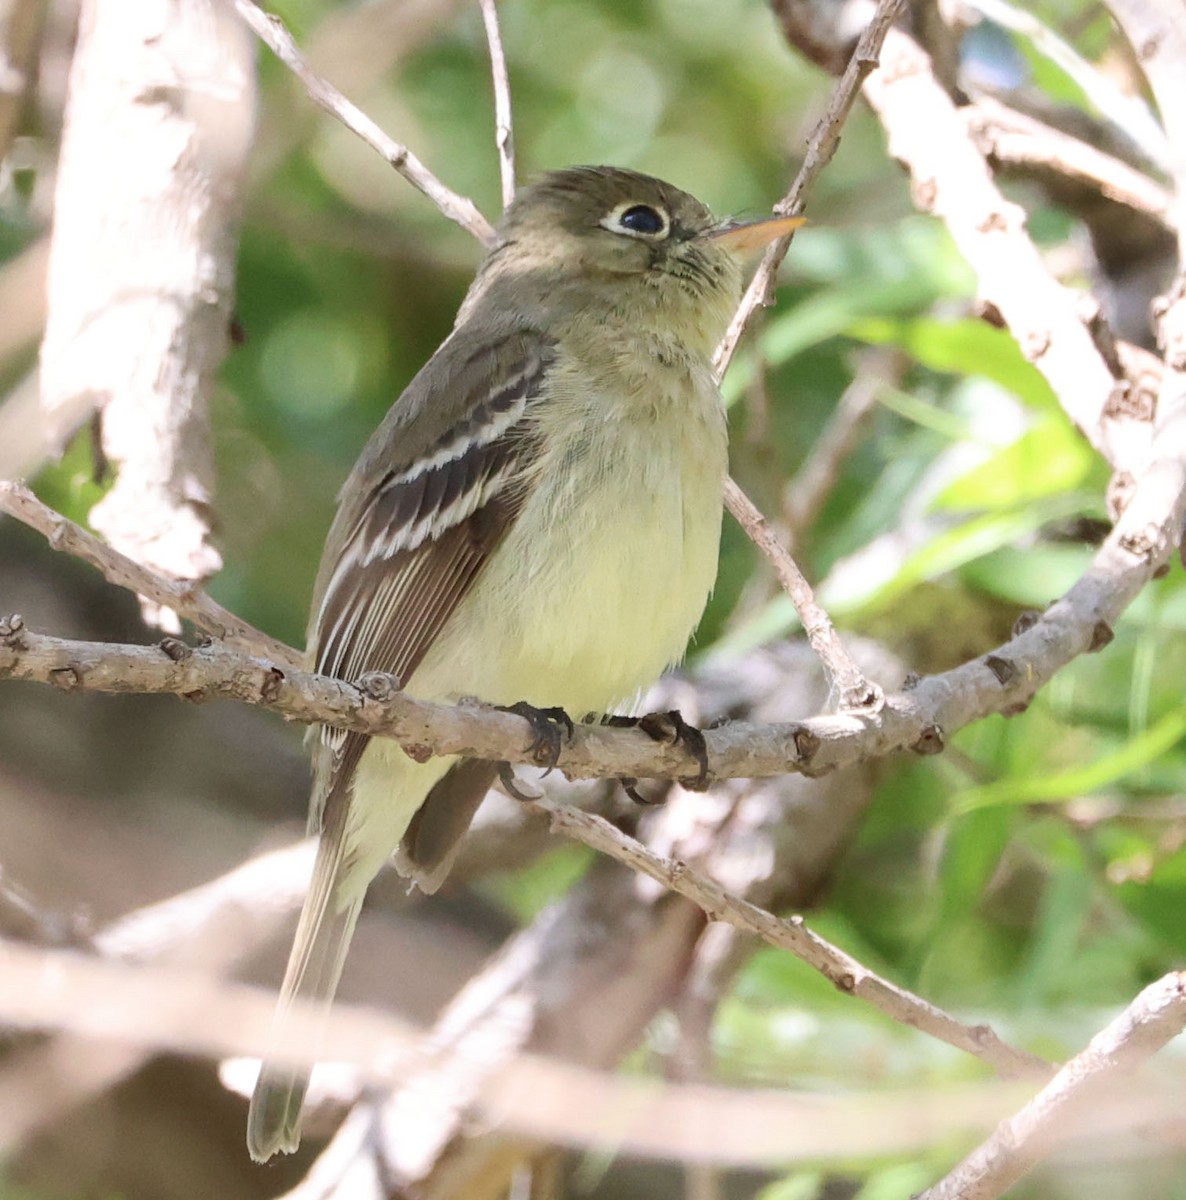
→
(933, 415, 1096, 511)
(956, 702, 1186, 813)
(848, 316, 1057, 411)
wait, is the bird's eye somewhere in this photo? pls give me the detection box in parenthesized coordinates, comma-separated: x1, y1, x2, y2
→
(601, 202, 670, 239)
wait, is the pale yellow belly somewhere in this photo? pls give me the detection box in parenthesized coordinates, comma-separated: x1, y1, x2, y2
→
(411, 399, 726, 715)
(344, 375, 727, 893)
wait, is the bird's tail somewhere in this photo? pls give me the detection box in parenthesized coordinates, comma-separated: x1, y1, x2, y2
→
(247, 797, 362, 1162)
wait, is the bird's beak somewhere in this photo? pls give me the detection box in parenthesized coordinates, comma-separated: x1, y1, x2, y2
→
(700, 214, 806, 254)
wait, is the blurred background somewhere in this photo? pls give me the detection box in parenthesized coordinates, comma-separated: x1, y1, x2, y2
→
(2, 0, 1186, 1197)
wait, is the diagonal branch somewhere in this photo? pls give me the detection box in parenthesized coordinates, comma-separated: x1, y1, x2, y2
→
(531, 797, 1049, 1080)
(859, 24, 1140, 473)
(714, 0, 908, 376)
(0, 481, 299, 668)
(227, 0, 496, 245)
(723, 478, 882, 711)
(712, 0, 907, 709)
(917, 972, 1186, 1200)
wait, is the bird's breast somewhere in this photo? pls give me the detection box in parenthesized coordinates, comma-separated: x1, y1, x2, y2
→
(412, 352, 728, 716)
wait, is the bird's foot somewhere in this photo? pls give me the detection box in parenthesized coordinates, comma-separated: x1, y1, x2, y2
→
(495, 702, 576, 801)
(497, 701, 574, 772)
(605, 709, 710, 804)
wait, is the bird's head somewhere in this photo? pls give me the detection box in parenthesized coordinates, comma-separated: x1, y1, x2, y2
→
(469, 166, 802, 356)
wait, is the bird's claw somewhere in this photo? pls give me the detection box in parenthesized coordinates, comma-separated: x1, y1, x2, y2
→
(618, 776, 664, 806)
(498, 760, 540, 802)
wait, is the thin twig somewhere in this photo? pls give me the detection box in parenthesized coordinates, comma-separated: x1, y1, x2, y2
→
(713, 0, 908, 377)
(478, 0, 515, 209)
(532, 798, 1048, 1080)
(0, 481, 299, 668)
(917, 972, 1186, 1200)
(724, 478, 882, 710)
(227, 0, 496, 246)
(708, 0, 905, 710)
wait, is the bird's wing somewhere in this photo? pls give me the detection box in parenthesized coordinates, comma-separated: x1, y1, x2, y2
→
(307, 329, 555, 825)
(247, 331, 554, 1161)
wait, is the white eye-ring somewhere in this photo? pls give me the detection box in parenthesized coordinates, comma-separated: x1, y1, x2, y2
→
(600, 201, 671, 239)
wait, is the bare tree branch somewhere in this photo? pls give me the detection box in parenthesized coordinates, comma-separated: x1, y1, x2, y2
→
(478, 0, 515, 209)
(964, 96, 1174, 229)
(0, 481, 300, 668)
(714, 0, 908, 376)
(859, 25, 1144, 474)
(39, 0, 257, 628)
(228, 0, 496, 245)
(917, 972, 1186, 1200)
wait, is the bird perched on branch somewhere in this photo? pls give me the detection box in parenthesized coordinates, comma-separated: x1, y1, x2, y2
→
(247, 165, 801, 1161)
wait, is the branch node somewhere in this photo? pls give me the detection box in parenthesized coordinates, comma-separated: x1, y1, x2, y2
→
(50, 666, 81, 691)
(792, 725, 822, 768)
(260, 666, 285, 703)
(0, 613, 26, 648)
(1088, 620, 1115, 653)
(841, 681, 885, 713)
(983, 654, 1017, 685)
(911, 724, 946, 755)
(356, 671, 402, 702)
(1118, 524, 1160, 561)
(1107, 471, 1137, 520)
(1011, 610, 1041, 637)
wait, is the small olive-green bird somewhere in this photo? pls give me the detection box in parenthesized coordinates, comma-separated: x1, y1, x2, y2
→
(247, 165, 801, 1160)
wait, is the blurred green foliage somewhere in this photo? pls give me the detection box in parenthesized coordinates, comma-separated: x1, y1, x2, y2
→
(12, 0, 1186, 1194)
